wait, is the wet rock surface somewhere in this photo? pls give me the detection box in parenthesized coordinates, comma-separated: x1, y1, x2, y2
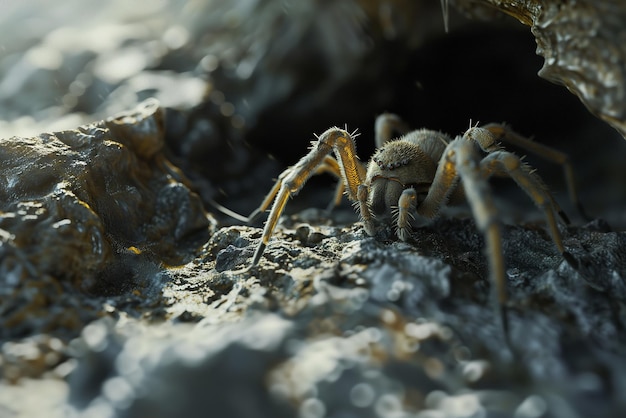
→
(1, 1, 626, 417)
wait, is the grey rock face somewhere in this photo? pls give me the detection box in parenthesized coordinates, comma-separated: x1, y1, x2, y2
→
(0, 99, 212, 342)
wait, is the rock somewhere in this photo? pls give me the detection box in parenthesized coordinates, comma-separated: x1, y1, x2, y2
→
(57, 210, 626, 417)
(463, 0, 626, 139)
(0, 99, 213, 343)
(68, 314, 295, 418)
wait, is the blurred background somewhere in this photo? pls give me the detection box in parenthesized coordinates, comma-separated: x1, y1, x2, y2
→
(1, 0, 624, 226)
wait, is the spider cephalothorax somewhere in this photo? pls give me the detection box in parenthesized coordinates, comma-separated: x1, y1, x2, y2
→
(366, 130, 449, 219)
(242, 113, 583, 337)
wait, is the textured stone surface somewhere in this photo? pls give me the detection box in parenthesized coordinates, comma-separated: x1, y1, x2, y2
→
(0, 99, 213, 379)
(467, 0, 626, 138)
(61, 211, 626, 417)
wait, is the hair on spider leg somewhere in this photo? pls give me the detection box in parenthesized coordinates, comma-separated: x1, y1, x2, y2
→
(350, 198, 362, 212)
(389, 205, 416, 221)
(467, 119, 480, 130)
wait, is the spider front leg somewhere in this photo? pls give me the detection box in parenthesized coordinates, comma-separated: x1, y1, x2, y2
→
(463, 126, 567, 254)
(451, 139, 510, 336)
(251, 127, 366, 266)
(357, 184, 377, 236)
(467, 123, 587, 222)
(356, 183, 418, 240)
(395, 189, 418, 241)
(452, 132, 570, 339)
(479, 151, 565, 253)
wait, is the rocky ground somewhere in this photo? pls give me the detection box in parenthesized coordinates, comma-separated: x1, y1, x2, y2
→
(4, 203, 626, 417)
(1, 1, 626, 418)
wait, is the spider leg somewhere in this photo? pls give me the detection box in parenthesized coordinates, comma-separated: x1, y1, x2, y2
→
(375, 113, 411, 148)
(396, 189, 417, 241)
(469, 123, 589, 221)
(208, 171, 286, 224)
(357, 185, 377, 236)
(313, 156, 346, 212)
(251, 128, 366, 265)
(452, 139, 510, 339)
(416, 141, 461, 219)
(247, 171, 288, 223)
(479, 150, 565, 254)
(243, 155, 345, 224)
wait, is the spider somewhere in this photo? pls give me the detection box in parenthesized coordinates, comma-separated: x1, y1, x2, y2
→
(235, 113, 582, 336)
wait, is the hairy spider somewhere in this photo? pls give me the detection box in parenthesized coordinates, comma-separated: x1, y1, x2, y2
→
(242, 114, 581, 335)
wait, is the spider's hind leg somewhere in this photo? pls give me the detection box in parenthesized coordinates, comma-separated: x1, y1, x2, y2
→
(375, 113, 411, 148)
